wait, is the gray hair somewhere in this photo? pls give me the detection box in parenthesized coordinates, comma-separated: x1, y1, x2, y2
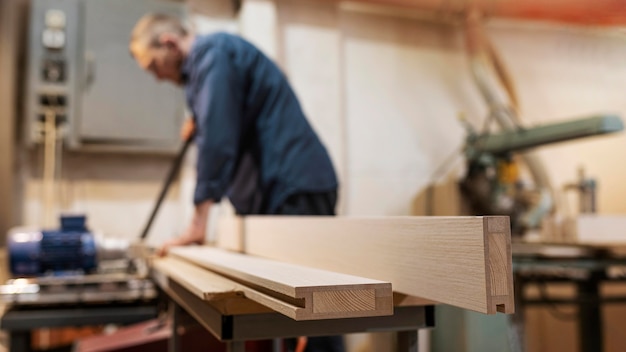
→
(130, 13, 188, 49)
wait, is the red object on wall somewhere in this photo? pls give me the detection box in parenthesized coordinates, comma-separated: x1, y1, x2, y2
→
(357, 0, 626, 26)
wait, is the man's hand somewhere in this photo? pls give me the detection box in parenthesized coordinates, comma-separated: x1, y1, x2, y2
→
(156, 237, 185, 257)
(180, 116, 196, 141)
(157, 200, 213, 257)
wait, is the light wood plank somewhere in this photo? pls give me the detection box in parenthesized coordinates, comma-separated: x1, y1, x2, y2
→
(152, 257, 272, 315)
(229, 216, 513, 314)
(169, 246, 393, 320)
(214, 215, 245, 251)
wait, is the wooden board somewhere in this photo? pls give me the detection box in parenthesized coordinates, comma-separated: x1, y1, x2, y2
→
(223, 216, 514, 315)
(168, 246, 393, 320)
(152, 257, 272, 315)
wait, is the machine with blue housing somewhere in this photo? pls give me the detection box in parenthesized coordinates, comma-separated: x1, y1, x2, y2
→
(8, 214, 97, 276)
(1, 214, 156, 306)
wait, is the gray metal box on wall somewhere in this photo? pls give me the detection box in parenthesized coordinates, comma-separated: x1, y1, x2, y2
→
(25, 0, 185, 153)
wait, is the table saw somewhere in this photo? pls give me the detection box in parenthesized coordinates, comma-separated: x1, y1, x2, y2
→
(0, 214, 159, 352)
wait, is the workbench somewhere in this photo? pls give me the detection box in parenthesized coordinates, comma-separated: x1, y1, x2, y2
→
(149, 215, 514, 351)
(512, 242, 626, 352)
(156, 270, 435, 352)
(0, 271, 159, 352)
(0, 301, 158, 352)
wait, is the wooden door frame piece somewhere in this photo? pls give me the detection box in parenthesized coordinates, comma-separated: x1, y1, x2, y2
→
(216, 215, 514, 314)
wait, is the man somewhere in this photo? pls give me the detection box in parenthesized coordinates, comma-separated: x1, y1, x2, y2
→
(130, 13, 343, 352)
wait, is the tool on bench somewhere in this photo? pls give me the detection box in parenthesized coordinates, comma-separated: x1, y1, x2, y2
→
(3, 213, 157, 305)
(125, 131, 195, 272)
(1, 135, 194, 305)
(140, 134, 195, 241)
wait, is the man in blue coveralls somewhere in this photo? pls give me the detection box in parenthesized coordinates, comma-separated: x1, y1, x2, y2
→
(130, 13, 343, 352)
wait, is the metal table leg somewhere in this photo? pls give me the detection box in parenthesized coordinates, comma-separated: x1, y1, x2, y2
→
(509, 274, 526, 352)
(397, 330, 418, 352)
(169, 300, 180, 352)
(272, 338, 282, 352)
(578, 271, 603, 352)
(9, 331, 31, 352)
(227, 340, 245, 352)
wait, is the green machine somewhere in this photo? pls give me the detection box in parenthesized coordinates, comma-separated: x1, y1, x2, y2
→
(460, 114, 624, 235)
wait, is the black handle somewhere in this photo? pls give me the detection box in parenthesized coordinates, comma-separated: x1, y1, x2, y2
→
(139, 136, 194, 240)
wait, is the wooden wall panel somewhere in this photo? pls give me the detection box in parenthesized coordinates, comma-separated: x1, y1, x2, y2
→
(0, 0, 21, 242)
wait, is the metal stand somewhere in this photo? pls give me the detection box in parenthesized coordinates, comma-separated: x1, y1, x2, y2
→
(170, 301, 180, 352)
(397, 330, 419, 352)
(272, 338, 281, 352)
(1, 304, 158, 352)
(577, 270, 604, 352)
(164, 277, 434, 352)
(508, 276, 526, 352)
(513, 243, 626, 352)
(227, 341, 245, 352)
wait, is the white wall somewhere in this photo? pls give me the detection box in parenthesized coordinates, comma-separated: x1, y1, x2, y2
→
(340, 11, 476, 216)
(271, 1, 626, 218)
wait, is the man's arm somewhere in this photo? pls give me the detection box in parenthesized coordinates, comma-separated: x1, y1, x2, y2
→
(191, 48, 243, 206)
(159, 45, 243, 256)
(180, 115, 195, 141)
(157, 199, 213, 256)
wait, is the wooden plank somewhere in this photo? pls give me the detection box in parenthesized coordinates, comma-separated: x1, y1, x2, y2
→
(159, 276, 430, 342)
(152, 257, 272, 315)
(393, 293, 436, 307)
(230, 216, 513, 314)
(214, 215, 245, 252)
(168, 246, 393, 320)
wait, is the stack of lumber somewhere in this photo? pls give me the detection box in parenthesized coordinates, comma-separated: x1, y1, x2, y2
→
(151, 216, 514, 321)
(154, 247, 392, 320)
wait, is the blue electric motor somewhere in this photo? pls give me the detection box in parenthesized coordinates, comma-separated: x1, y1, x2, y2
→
(8, 214, 98, 276)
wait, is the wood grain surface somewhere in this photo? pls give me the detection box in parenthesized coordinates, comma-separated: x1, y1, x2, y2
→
(225, 216, 514, 314)
(167, 246, 393, 320)
(152, 256, 271, 315)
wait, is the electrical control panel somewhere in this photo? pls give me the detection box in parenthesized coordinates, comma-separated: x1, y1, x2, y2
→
(25, 0, 185, 153)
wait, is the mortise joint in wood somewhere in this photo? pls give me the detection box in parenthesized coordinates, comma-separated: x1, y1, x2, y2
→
(484, 216, 515, 314)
